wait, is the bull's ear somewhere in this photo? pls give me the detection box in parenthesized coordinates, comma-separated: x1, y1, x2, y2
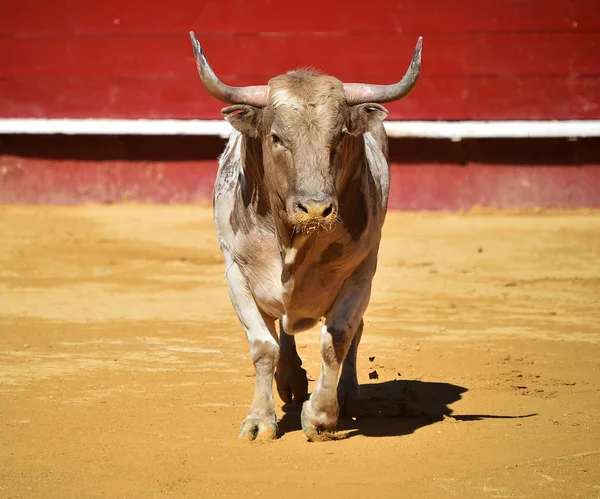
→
(349, 103, 389, 135)
(222, 105, 262, 138)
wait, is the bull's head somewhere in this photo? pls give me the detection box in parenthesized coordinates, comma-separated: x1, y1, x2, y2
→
(189, 32, 422, 233)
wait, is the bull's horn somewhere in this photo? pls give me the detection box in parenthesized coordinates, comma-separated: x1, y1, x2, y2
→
(189, 31, 269, 107)
(343, 37, 423, 105)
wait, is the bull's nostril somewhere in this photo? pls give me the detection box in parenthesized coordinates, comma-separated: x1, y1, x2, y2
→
(322, 204, 333, 217)
(297, 203, 309, 214)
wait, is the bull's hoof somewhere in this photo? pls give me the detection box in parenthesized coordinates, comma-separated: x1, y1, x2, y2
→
(275, 364, 309, 404)
(301, 399, 338, 442)
(238, 415, 279, 441)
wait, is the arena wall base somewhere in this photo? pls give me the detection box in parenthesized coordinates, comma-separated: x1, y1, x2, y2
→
(1, 135, 599, 210)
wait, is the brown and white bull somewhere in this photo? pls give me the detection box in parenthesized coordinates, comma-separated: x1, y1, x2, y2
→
(189, 32, 422, 441)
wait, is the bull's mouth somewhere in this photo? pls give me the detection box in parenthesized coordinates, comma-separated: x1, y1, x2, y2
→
(288, 213, 339, 234)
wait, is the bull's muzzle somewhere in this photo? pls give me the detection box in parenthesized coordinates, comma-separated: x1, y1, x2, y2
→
(287, 196, 338, 233)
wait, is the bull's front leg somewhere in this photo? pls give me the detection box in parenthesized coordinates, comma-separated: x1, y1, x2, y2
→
(275, 324, 309, 404)
(338, 318, 363, 406)
(301, 256, 375, 441)
(224, 254, 280, 441)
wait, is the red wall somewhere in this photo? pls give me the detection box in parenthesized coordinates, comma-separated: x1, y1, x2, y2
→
(1, 0, 599, 120)
(1, 1, 599, 209)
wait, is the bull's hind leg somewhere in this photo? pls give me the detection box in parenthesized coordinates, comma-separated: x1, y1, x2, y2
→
(275, 324, 309, 404)
(301, 256, 375, 441)
(224, 255, 280, 441)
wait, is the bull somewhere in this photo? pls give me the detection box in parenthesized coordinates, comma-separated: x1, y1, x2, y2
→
(189, 32, 422, 441)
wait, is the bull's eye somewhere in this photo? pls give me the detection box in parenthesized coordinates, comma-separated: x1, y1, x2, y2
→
(271, 133, 282, 145)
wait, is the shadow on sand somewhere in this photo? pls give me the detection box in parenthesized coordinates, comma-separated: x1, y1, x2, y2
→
(278, 379, 536, 439)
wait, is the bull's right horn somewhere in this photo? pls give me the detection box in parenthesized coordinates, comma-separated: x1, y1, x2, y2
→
(189, 31, 269, 107)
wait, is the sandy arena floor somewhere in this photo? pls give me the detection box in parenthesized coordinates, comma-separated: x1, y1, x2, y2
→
(0, 205, 599, 498)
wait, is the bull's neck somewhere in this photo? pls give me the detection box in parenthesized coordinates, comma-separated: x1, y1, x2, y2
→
(338, 133, 367, 200)
(237, 135, 272, 217)
(240, 136, 265, 197)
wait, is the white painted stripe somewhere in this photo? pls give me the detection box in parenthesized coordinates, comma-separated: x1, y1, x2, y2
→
(0, 119, 232, 137)
(384, 121, 600, 140)
(0, 118, 599, 139)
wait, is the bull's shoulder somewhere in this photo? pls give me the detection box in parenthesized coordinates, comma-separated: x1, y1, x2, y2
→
(213, 132, 243, 205)
(213, 132, 243, 250)
(363, 127, 391, 213)
(337, 133, 389, 241)
(213, 131, 277, 253)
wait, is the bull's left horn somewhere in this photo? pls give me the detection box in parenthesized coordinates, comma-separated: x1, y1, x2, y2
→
(343, 37, 423, 105)
(189, 31, 269, 107)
